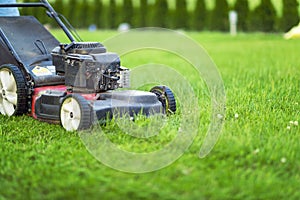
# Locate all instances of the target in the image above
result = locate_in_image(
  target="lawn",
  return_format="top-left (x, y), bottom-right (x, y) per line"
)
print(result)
top-left (0, 31), bottom-right (300, 200)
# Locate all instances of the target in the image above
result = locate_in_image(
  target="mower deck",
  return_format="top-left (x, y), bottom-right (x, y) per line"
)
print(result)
top-left (92, 90), bottom-right (163, 120)
top-left (31, 85), bottom-right (163, 124)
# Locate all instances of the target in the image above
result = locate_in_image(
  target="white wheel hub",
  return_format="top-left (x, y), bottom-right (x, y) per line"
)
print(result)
top-left (60, 97), bottom-right (82, 131)
top-left (0, 69), bottom-right (18, 116)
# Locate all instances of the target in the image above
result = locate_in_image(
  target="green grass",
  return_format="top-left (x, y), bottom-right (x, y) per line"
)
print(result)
top-left (1, 31), bottom-right (300, 200)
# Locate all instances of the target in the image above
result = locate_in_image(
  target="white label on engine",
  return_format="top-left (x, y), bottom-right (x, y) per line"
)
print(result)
top-left (32, 66), bottom-right (53, 76)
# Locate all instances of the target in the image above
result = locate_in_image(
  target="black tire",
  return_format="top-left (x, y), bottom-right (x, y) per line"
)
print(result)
top-left (150, 85), bottom-right (176, 114)
top-left (60, 94), bottom-right (92, 131)
top-left (0, 64), bottom-right (28, 116)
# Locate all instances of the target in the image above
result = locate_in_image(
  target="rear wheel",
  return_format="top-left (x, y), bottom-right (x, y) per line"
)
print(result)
top-left (0, 64), bottom-right (27, 116)
top-left (150, 85), bottom-right (176, 114)
top-left (60, 94), bottom-right (92, 131)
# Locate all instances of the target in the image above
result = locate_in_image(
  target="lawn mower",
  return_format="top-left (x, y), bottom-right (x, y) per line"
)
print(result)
top-left (0, 0), bottom-right (176, 131)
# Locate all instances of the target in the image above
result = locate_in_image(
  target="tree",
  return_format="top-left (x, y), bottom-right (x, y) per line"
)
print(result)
top-left (280, 0), bottom-right (299, 32)
top-left (93, 0), bottom-right (104, 29)
top-left (193, 0), bottom-right (207, 31)
top-left (248, 5), bottom-right (261, 31)
top-left (35, 6), bottom-right (48, 25)
top-left (67, 0), bottom-right (79, 27)
top-left (108, 0), bottom-right (118, 29)
top-left (234, 0), bottom-right (250, 32)
top-left (139, 0), bottom-right (148, 27)
top-left (258, 0), bottom-right (277, 32)
top-left (175, 0), bottom-right (188, 29)
top-left (123, 0), bottom-right (134, 25)
top-left (78, 0), bottom-right (91, 28)
top-left (51, 0), bottom-right (64, 27)
top-left (53, 0), bottom-right (64, 16)
top-left (152, 0), bottom-right (169, 27)
top-left (210, 0), bottom-right (229, 31)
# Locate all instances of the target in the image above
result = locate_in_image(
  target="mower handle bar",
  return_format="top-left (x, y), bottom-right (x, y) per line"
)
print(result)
top-left (0, 0), bottom-right (76, 42)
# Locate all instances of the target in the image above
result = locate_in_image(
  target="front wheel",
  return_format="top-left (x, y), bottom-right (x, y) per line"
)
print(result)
top-left (0, 64), bottom-right (28, 116)
top-left (150, 85), bottom-right (176, 115)
top-left (60, 94), bottom-right (92, 131)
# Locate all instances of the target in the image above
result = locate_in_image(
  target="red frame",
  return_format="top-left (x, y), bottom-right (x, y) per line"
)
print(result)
top-left (31, 85), bottom-right (97, 119)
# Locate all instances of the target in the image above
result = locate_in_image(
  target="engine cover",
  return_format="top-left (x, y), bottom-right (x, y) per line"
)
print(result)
top-left (52, 42), bottom-right (130, 93)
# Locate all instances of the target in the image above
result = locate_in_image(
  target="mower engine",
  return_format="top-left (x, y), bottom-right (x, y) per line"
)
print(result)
top-left (52, 42), bottom-right (130, 93)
